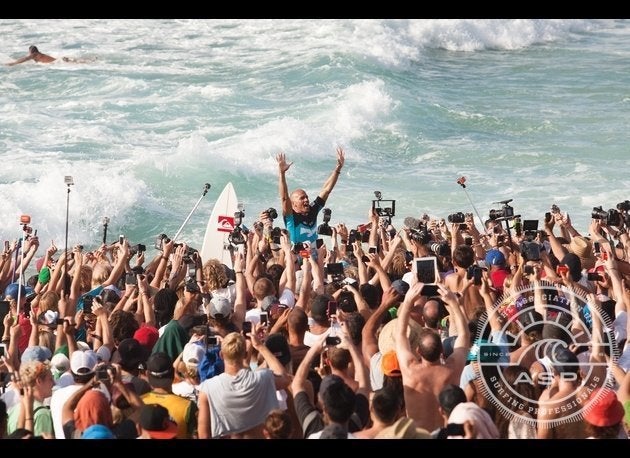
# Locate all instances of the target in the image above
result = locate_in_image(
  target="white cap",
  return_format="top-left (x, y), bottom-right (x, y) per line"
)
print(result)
top-left (209, 296), bottom-right (232, 318)
top-left (96, 345), bottom-right (112, 362)
top-left (70, 350), bottom-right (98, 375)
top-left (182, 342), bottom-right (205, 367)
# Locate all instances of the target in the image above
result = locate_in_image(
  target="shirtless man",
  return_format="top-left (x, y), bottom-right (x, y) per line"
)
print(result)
top-left (395, 282), bottom-right (470, 432)
top-left (7, 46), bottom-right (82, 66)
top-left (7, 46), bottom-right (56, 65)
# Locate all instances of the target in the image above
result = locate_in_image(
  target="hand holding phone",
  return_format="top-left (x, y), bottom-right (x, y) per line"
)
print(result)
top-left (327, 301), bottom-right (338, 318)
top-left (242, 321), bottom-right (252, 337)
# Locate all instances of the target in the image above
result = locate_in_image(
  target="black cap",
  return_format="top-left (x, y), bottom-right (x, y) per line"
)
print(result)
top-left (117, 338), bottom-right (148, 371)
top-left (147, 352), bottom-right (174, 379)
top-left (264, 333), bottom-right (291, 366)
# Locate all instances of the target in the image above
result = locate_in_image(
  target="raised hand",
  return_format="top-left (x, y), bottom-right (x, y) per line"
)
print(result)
top-left (335, 147), bottom-right (345, 170)
top-left (276, 152), bottom-right (293, 174)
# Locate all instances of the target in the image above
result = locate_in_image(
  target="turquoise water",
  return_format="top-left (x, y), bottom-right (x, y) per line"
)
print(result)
top-left (1, 19), bottom-right (629, 257)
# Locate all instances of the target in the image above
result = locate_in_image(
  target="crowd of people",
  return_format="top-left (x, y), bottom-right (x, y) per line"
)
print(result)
top-left (1, 149), bottom-right (630, 439)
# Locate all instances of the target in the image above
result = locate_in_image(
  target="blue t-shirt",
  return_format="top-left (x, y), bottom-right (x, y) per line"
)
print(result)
top-left (283, 196), bottom-right (325, 244)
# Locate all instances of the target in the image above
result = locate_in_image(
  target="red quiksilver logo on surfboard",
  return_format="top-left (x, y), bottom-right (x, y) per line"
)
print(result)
top-left (217, 216), bottom-right (235, 232)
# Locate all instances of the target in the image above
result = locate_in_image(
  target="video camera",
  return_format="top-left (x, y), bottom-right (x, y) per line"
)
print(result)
top-left (317, 208), bottom-right (333, 236)
top-left (489, 199), bottom-right (515, 221)
top-left (591, 206), bottom-right (622, 227)
top-left (372, 191), bottom-right (395, 224)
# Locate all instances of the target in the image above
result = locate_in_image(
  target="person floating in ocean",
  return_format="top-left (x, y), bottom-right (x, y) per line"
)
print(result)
top-left (6, 45), bottom-right (85, 66)
top-left (276, 147), bottom-right (345, 245)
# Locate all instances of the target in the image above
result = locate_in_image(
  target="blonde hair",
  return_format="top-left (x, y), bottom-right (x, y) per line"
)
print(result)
top-left (38, 291), bottom-right (59, 314)
top-left (19, 361), bottom-right (51, 387)
top-left (79, 265), bottom-right (93, 293)
top-left (221, 332), bottom-right (246, 363)
top-left (203, 259), bottom-right (228, 291)
top-left (37, 328), bottom-right (55, 354)
top-left (175, 360), bottom-right (199, 382)
top-left (92, 263), bottom-right (111, 287)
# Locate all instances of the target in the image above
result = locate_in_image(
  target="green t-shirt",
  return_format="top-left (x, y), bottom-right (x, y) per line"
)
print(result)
top-left (7, 400), bottom-right (54, 437)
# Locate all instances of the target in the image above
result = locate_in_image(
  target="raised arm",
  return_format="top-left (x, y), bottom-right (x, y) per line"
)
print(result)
top-left (318, 147), bottom-right (345, 203)
top-left (276, 152), bottom-right (293, 216)
top-left (6, 54), bottom-right (33, 66)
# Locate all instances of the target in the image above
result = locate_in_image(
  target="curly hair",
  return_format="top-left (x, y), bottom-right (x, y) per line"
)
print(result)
top-left (264, 409), bottom-right (292, 439)
top-left (388, 245), bottom-right (409, 280)
top-left (19, 360), bottom-right (51, 387)
top-left (109, 310), bottom-right (140, 345)
top-left (202, 259), bottom-right (228, 291)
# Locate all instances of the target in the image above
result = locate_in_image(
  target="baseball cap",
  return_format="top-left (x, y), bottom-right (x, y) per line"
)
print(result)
top-left (147, 352), bottom-right (174, 379)
top-left (485, 249), bottom-right (506, 267)
top-left (117, 338), bottom-right (148, 371)
top-left (134, 325), bottom-right (159, 353)
top-left (182, 342), bottom-right (205, 367)
top-left (50, 353), bottom-right (70, 379)
top-left (21, 345), bottom-right (52, 364)
top-left (70, 350), bottom-right (98, 375)
top-left (140, 404), bottom-right (178, 439)
top-left (381, 350), bottom-right (401, 377)
top-left (583, 389), bottom-right (625, 427)
top-left (264, 333), bottom-right (291, 366)
top-left (208, 296), bottom-right (232, 318)
top-left (81, 424), bottom-right (116, 439)
top-left (4, 283), bottom-right (27, 300)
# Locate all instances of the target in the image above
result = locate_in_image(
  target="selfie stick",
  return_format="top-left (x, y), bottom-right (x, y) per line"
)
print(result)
top-left (456, 177), bottom-right (486, 232)
top-left (173, 183), bottom-right (211, 242)
top-left (102, 216), bottom-right (110, 245)
top-left (64, 176), bottom-right (74, 294)
top-left (15, 226), bottom-right (27, 316)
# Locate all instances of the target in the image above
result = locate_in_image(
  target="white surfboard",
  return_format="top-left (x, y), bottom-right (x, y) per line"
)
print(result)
top-left (200, 182), bottom-right (239, 268)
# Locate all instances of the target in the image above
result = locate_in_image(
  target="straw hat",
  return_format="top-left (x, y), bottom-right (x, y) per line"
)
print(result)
top-left (563, 236), bottom-right (595, 270)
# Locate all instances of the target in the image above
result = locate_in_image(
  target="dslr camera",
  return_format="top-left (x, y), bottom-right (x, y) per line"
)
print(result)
top-left (617, 200), bottom-right (630, 213)
top-left (591, 206), bottom-right (622, 227)
top-left (317, 208), bottom-right (333, 236)
top-left (447, 212), bottom-right (466, 224)
top-left (489, 199), bottom-right (515, 220)
top-left (264, 207), bottom-right (278, 220)
top-left (430, 242), bottom-right (450, 257)
top-left (129, 243), bottom-right (146, 257)
top-left (228, 210), bottom-right (249, 246)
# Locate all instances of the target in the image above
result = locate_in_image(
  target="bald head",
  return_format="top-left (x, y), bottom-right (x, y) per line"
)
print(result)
top-left (422, 300), bottom-right (440, 330)
top-left (290, 188), bottom-right (310, 214)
